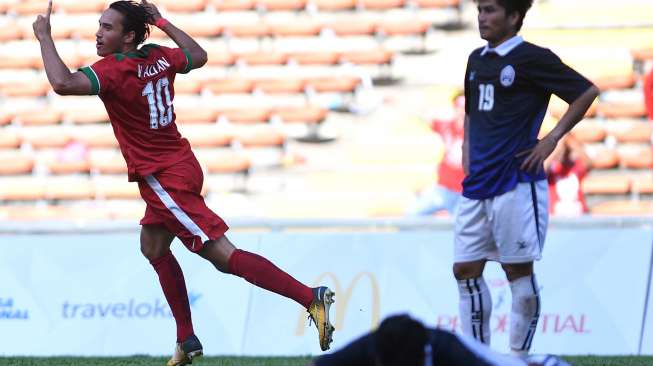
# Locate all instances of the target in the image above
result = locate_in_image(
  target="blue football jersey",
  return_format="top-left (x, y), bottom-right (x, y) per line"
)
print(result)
top-left (463, 36), bottom-right (593, 199)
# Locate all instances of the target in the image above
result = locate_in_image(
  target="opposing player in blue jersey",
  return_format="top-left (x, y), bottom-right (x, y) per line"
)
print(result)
top-left (454, 0), bottom-right (599, 357)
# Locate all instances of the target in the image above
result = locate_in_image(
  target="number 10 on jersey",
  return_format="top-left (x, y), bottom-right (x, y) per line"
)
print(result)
top-left (142, 76), bottom-right (173, 129)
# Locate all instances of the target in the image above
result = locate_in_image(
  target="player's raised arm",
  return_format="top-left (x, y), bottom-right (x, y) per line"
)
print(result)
top-left (33, 0), bottom-right (92, 95)
top-left (140, 0), bottom-right (207, 69)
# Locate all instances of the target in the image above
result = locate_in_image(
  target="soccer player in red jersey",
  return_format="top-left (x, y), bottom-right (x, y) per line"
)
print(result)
top-left (33, 1), bottom-right (335, 364)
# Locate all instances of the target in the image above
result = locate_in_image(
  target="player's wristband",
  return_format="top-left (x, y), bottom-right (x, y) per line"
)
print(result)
top-left (155, 17), bottom-right (169, 28)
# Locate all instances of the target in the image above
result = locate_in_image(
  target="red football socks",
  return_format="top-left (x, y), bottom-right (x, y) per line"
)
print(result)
top-left (228, 249), bottom-right (314, 309)
top-left (150, 251), bottom-right (194, 342)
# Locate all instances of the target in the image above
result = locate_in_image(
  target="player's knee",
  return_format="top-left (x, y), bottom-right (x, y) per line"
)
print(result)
top-left (501, 262), bottom-right (533, 282)
top-left (453, 262), bottom-right (484, 280)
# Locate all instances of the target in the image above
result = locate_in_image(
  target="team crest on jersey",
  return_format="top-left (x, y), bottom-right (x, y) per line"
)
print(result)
top-left (500, 65), bottom-right (515, 87)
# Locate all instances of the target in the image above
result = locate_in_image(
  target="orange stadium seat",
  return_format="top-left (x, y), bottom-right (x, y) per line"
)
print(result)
top-left (71, 127), bottom-right (118, 148)
top-left (305, 76), bottom-right (359, 93)
top-left (64, 108), bottom-right (109, 124)
top-left (14, 109), bottom-right (62, 126)
top-left (590, 200), bottom-right (653, 216)
top-left (273, 105), bottom-right (327, 124)
top-left (592, 72), bottom-right (637, 92)
top-left (215, 108), bottom-right (271, 124)
top-left (33, 54), bottom-right (84, 70)
top-left (376, 20), bottom-right (431, 37)
top-left (0, 23), bottom-right (23, 42)
top-left (258, 0), bottom-right (307, 11)
top-left (223, 23), bottom-right (270, 38)
top-left (45, 178), bottom-right (94, 200)
top-left (0, 178), bottom-right (46, 201)
top-left (211, 0), bottom-right (256, 11)
top-left (632, 174), bottom-right (653, 195)
top-left (0, 130), bottom-right (21, 149)
top-left (200, 150), bottom-right (251, 174)
top-left (174, 78), bottom-right (202, 95)
top-left (179, 125), bottom-right (233, 148)
top-left (414, 0), bottom-right (460, 8)
top-left (582, 174), bottom-right (630, 195)
top-left (270, 22), bottom-right (322, 37)
top-left (619, 146), bottom-right (653, 170)
top-left (313, 0), bottom-right (356, 11)
top-left (360, 0), bottom-right (406, 10)
top-left (11, 1), bottom-right (51, 16)
top-left (327, 20), bottom-right (376, 36)
top-left (608, 122), bottom-right (652, 144)
top-left (0, 56), bottom-right (37, 69)
top-left (206, 51), bottom-right (237, 66)
top-left (174, 108), bottom-right (218, 124)
top-left (21, 129), bottom-right (70, 149)
top-left (236, 126), bottom-right (286, 148)
top-left (0, 112), bottom-right (13, 126)
top-left (631, 48), bottom-right (653, 63)
top-left (339, 49), bottom-right (393, 65)
top-left (289, 51), bottom-right (339, 65)
top-left (174, 21), bottom-right (221, 38)
top-left (236, 51), bottom-right (288, 66)
top-left (57, 0), bottom-right (106, 13)
top-left (254, 78), bottom-right (306, 94)
top-left (0, 153), bottom-right (34, 175)
top-left (157, 0), bottom-right (208, 12)
top-left (204, 78), bottom-right (254, 94)
top-left (95, 178), bottom-right (141, 200)
top-left (0, 80), bottom-right (51, 97)
top-left (43, 154), bottom-right (91, 175)
top-left (550, 99), bottom-right (597, 119)
top-left (90, 154), bottom-right (128, 175)
top-left (589, 147), bottom-right (620, 169)
top-left (597, 101), bottom-right (646, 119)
top-left (570, 120), bottom-right (606, 143)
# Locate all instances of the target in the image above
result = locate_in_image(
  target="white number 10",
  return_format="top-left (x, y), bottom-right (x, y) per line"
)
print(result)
top-left (478, 83), bottom-right (494, 111)
top-left (142, 76), bottom-right (173, 129)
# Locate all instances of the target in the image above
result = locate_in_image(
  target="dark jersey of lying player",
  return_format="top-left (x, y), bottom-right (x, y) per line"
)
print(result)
top-left (463, 36), bottom-right (593, 200)
top-left (314, 328), bottom-right (528, 366)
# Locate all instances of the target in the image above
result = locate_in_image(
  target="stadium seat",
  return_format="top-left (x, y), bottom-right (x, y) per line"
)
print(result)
top-left (312, 0), bottom-right (356, 11)
top-left (70, 126), bottom-right (118, 148)
top-left (582, 174), bottom-right (630, 195)
top-left (360, 0), bottom-right (406, 10)
top-left (289, 51), bottom-right (339, 65)
top-left (211, 0), bottom-right (256, 11)
top-left (45, 178), bottom-right (94, 200)
top-left (0, 56), bottom-right (37, 69)
top-left (376, 20), bottom-right (431, 37)
top-left (570, 120), bottom-right (606, 143)
top-left (64, 108), bottom-right (109, 124)
top-left (590, 200), bottom-right (653, 216)
top-left (597, 102), bottom-right (647, 119)
top-left (588, 147), bottom-right (619, 169)
top-left (94, 177), bottom-right (141, 200)
top-left (222, 23), bottom-right (270, 38)
top-left (215, 108), bottom-right (271, 124)
top-left (607, 121), bottom-right (652, 144)
top-left (631, 48), bottom-right (653, 63)
top-left (0, 80), bottom-right (51, 97)
top-left (254, 78), bottom-right (306, 94)
top-left (179, 125), bottom-right (233, 148)
top-left (270, 21), bottom-right (322, 37)
top-left (0, 177), bottom-right (46, 201)
top-left (305, 76), bottom-right (359, 93)
top-left (592, 72), bottom-right (637, 92)
top-left (0, 130), bottom-right (20, 149)
top-left (13, 109), bottom-right (61, 126)
top-left (414, 0), bottom-right (460, 8)
top-left (258, 0), bottom-right (308, 11)
top-left (273, 105), bottom-right (327, 124)
top-left (339, 49), bottom-right (394, 65)
top-left (42, 154), bottom-right (91, 175)
top-left (199, 150), bottom-right (251, 174)
top-left (57, 0), bottom-right (106, 13)
top-left (0, 153), bottom-right (34, 175)
top-left (326, 20), bottom-right (376, 36)
top-left (631, 174), bottom-right (653, 195)
top-left (236, 127), bottom-right (286, 148)
top-left (173, 20), bottom-right (221, 38)
top-left (89, 153), bottom-right (128, 175)
top-left (157, 0), bottom-right (208, 12)
top-left (206, 50), bottom-right (237, 66)
top-left (11, 1), bottom-right (51, 15)
top-left (204, 78), bottom-right (254, 94)
top-left (20, 128), bottom-right (70, 149)
top-left (619, 146), bottom-right (652, 170)
top-left (175, 108), bottom-right (218, 124)
top-left (0, 24), bottom-right (23, 42)
top-left (174, 78), bottom-right (203, 95)
top-left (236, 51), bottom-right (288, 66)
top-left (0, 112), bottom-right (13, 126)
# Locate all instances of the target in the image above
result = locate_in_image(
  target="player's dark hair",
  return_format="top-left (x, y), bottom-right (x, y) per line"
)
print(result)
top-left (374, 314), bottom-right (428, 366)
top-left (109, 1), bottom-right (150, 45)
top-left (476, 0), bottom-right (534, 32)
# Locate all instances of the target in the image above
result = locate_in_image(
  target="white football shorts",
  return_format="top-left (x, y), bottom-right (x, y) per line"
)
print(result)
top-left (454, 180), bottom-right (548, 264)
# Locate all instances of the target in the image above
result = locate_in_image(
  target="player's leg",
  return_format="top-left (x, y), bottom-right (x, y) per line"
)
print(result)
top-left (453, 196), bottom-right (495, 345)
top-left (492, 181), bottom-right (548, 357)
top-left (140, 224), bottom-right (201, 366)
top-left (197, 235), bottom-right (335, 351)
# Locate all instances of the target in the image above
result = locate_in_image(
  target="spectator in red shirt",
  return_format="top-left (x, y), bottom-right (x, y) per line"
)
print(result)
top-left (408, 93), bottom-right (465, 216)
top-left (545, 134), bottom-right (592, 216)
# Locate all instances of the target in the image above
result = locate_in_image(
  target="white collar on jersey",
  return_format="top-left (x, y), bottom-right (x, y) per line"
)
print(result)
top-left (480, 35), bottom-right (524, 57)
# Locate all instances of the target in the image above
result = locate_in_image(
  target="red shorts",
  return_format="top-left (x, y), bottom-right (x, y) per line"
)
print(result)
top-left (137, 155), bottom-right (229, 252)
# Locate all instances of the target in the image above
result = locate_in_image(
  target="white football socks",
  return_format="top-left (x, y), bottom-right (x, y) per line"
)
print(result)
top-left (509, 274), bottom-right (541, 356)
top-left (457, 277), bottom-right (492, 344)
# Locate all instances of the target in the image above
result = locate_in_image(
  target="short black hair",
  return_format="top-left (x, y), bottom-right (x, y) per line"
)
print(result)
top-left (373, 314), bottom-right (428, 366)
top-left (477, 0), bottom-right (534, 32)
top-left (109, 1), bottom-right (150, 45)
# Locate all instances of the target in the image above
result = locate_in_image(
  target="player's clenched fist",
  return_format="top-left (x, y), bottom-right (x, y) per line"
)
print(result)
top-left (140, 0), bottom-right (162, 24)
top-left (33, 0), bottom-right (53, 41)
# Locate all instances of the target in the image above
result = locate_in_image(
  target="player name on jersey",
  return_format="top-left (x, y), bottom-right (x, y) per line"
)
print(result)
top-left (138, 57), bottom-right (172, 79)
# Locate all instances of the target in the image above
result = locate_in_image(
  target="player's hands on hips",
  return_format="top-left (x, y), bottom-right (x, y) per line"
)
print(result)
top-left (32, 0), bottom-right (52, 41)
top-left (518, 135), bottom-right (559, 174)
top-left (141, 0), bottom-right (162, 24)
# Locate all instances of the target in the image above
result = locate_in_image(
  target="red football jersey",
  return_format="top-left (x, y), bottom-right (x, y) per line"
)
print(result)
top-left (80, 44), bottom-right (194, 181)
